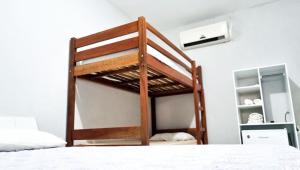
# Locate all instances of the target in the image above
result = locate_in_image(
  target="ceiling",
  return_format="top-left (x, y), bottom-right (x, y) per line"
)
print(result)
top-left (108, 0), bottom-right (276, 30)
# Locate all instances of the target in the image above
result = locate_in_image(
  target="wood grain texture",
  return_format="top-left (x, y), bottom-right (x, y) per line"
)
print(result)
top-left (197, 66), bottom-right (208, 144)
top-left (147, 38), bottom-right (192, 73)
top-left (146, 23), bottom-right (192, 64)
top-left (192, 61), bottom-right (201, 144)
top-left (75, 37), bottom-right (138, 62)
top-left (76, 21), bottom-right (138, 48)
top-left (80, 77), bottom-right (140, 94)
top-left (74, 53), bottom-right (139, 76)
top-left (119, 75), bottom-right (166, 85)
top-left (138, 16), bottom-right (150, 145)
top-left (66, 38), bottom-right (77, 146)
top-left (73, 127), bottom-right (140, 140)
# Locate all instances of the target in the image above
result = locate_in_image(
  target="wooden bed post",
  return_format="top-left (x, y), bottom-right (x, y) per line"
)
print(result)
top-left (197, 66), bottom-right (208, 144)
top-left (192, 61), bottom-right (201, 144)
top-left (138, 16), bottom-right (150, 145)
top-left (151, 97), bottom-right (157, 135)
top-left (66, 37), bottom-right (77, 146)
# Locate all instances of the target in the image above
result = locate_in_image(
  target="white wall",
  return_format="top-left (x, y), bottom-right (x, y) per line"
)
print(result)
top-left (0, 0), bottom-right (131, 139)
top-left (157, 0), bottom-right (300, 144)
top-left (1, 0), bottom-right (299, 144)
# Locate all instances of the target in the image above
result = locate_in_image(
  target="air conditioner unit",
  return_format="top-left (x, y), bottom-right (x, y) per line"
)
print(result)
top-left (179, 21), bottom-right (231, 50)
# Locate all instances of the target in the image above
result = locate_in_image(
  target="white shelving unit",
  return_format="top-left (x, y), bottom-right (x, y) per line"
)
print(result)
top-left (233, 64), bottom-right (299, 148)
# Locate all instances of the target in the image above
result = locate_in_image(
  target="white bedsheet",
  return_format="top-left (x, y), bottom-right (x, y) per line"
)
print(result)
top-left (1, 145), bottom-right (300, 170)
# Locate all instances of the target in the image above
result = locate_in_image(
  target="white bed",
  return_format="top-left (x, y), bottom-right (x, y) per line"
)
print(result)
top-left (1, 145), bottom-right (300, 170)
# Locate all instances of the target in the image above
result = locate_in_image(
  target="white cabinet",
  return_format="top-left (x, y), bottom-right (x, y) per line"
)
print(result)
top-left (233, 64), bottom-right (299, 148)
top-left (242, 129), bottom-right (289, 145)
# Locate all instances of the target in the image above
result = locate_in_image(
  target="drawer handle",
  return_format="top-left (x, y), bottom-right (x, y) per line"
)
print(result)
top-left (258, 136), bottom-right (269, 139)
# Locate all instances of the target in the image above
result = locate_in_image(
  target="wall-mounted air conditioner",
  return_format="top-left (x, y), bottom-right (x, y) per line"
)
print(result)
top-left (179, 21), bottom-right (231, 50)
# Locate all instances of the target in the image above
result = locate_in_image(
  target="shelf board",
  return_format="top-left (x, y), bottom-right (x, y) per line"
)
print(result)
top-left (238, 104), bottom-right (262, 109)
top-left (240, 122), bottom-right (294, 126)
top-left (236, 85), bottom-right (260, 93)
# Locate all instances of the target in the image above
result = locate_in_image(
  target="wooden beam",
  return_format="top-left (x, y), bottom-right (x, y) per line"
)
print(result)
top-left (120, 75), bottom-right (166, 85)
top-left (146, 54), bottom-right (197, 89)
top-left (94, 65), bottom-right (139, 77)
top-left (74, 53), bottom-right (139, 76)
top-left (151, 97), bottom-right (157, 135)
top-left (192, 61), bottom-right (201, 144)
top-left (75, 37), bottom-right (138, 62)
top-left (149, 82), bottom-right (179, 89)
top-left (197, 66), bottom-right (208, 144)
top-left (146, 23), bottom-right (192, 64)
top-left (152, 88), bottom-right (193, 97)
top-left (73, 127), bottom-right (140, 140)
top-left (76, 21), bottom-right (138, 48)
top-left (138, 16), bottom-right (150, 145)
top-left (147, 39), bottom-right (192, 73)
top-left (80, 77), bottom-right (140, 94)
top-left (66, 38), bottom-right (76, 146)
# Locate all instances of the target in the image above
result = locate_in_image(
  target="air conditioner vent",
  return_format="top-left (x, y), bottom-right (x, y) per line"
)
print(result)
top-left (183, 36), bottom-right (226, 48)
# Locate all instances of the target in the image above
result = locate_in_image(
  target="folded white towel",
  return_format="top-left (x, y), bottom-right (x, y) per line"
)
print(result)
top-left (244, 99), bottom-right (253, 105)
top-left (247, 113), bottom-right (263, 124)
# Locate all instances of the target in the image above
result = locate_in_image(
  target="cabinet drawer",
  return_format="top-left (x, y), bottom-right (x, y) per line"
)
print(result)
top-left (242, 129), bottom-right (289, 145)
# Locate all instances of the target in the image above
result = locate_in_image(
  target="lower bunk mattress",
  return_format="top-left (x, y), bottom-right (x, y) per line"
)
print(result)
top-left (1, 145), bottom-right (300, 170)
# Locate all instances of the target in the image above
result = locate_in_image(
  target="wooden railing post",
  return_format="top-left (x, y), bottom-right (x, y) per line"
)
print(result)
top-left (66, 37), bottom-right (77, 146)
top-left (138, 16), bottom-right (149, 145)
top-left (192, 61), bottom-right (201, 144)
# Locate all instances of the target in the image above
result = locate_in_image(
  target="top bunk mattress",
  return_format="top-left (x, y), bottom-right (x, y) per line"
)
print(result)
top-left (77, 45), bottom-right (192, 79)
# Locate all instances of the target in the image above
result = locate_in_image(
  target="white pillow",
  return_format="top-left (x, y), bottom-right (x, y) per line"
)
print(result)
top-left (150, 132), bottom-right (195, 141)
top-left (0, 129), bottom-right (66, 152)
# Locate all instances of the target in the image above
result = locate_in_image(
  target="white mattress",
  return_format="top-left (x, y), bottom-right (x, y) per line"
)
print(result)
top-left (1, 145), bottom-right (300, 170)
top-left (78, 45), bottom-right (192, 79)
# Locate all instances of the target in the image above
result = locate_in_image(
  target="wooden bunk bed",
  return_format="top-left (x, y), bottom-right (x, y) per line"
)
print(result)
top-left (66, 16), bottom-right (208, 146)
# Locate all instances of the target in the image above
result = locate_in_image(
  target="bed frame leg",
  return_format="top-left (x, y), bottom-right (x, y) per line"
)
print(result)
top-left (138, 16), bottom-right (149, 145)
top-left (66, 37), bottom-right (77, 147)
top-left (197, 66), bottom-right (208, 144)
top-left (192, 61), bottom-right (202, 144)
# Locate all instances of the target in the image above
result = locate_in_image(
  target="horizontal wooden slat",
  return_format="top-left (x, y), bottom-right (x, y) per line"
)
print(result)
top-left (149, 82), bottom-right (179, 89)
top-left (95, 65), bottom-right (139, 77)
top-left (147, 39), bottom-right (192, 73)
top-left (74, 53), bottom-right (139, 76)
top-left (73, 126), bottom-right (141, 140)
top-left (76, 21), bottom-right (138, 48)
top-left (146, 54), bottom-right (197, 89)
top-left (75, 37), bottom-right (138, 62)
top-left (80, 77), bottom-right (140, 94)
top-left (119, 75), bottom-right (166, 85)
top-left (146, 23), bottom-right (192, 64)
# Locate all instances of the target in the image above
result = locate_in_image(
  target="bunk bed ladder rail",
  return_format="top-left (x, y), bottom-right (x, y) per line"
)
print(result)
top-left (196, 66), bottom-right (208, 144)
